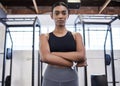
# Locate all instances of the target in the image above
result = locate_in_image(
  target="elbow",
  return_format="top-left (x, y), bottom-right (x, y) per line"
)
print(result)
top-left (40, 57), bottom-right (46, 62)
top-left (77, 53), bottom-right (86, 62)
top-left (40, 50), bottom-right (50, 62)
top-left (81, 54), bottom-right (86, 61)
top-left (40, 54), bottom-right (49, 62)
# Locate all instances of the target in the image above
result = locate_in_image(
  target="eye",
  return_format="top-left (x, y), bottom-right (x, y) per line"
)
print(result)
top-left (55, 11), bottom-right (60, 16)
top-left (62, 11), bottom-right (67, 15)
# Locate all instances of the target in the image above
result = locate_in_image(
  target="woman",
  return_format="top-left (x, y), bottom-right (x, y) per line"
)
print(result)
top-left (39, 1), bottom-right (87, 86)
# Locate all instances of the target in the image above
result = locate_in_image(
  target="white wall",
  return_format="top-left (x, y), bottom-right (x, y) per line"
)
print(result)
top-left (78, 50), bottom-right (106, 86)
top-left (107, 50), bottom-right (120, 86)
top-left (9, 50), bottom-right (120, 86)
top-left (11, 50), bottom-right (38, 86)
top-left (85, 50), bottom-right (120, 86)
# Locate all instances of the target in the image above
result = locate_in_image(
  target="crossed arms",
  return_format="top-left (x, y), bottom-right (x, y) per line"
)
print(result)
top-left (39, 32), bottom-right (87, 67)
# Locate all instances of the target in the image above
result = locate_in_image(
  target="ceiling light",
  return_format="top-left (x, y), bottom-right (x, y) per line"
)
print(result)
top-left (68, 0), bottom-right (81, 3)
top-left (67, 0), bottom-right (81, 9)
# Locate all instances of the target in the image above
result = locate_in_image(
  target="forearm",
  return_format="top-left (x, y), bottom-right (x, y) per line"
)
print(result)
top-left (52, 51), bottom-right (85, 62)
top-left (76, 59), bottom-right (87, 67)
top-left (40, 53), bottom-right (73, 67)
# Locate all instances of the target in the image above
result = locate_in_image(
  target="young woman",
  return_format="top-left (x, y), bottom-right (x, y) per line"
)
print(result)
top-left (39, 1), bottom-right (87, 86)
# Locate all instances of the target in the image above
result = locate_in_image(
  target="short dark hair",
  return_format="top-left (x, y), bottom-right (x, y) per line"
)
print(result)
top-left (51, 1), bottom-right (69, 13)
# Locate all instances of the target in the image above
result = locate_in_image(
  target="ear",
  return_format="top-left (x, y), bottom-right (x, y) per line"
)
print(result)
top-left (50, 12), bottom-right (53, 19)
top-left (67, 14), bottom-right (69, 19)
top-left (66, 14), bottom-right (69, 19)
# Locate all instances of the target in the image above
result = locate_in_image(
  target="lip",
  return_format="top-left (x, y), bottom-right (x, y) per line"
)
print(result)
top-left (57, 20), bottom-right (64, 22)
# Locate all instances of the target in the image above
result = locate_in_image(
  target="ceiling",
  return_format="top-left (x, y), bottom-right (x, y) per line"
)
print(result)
top-left (1, 0), bottom-right (120, 14)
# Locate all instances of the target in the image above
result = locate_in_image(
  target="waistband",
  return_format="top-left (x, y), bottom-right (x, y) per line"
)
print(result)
top-left (43, 65), bottom-right (78, 82)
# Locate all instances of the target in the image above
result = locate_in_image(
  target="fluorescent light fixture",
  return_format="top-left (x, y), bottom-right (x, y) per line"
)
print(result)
top-left (68, 0), bottom-right (81, 3)
top-left (67, 0), bottom-right (81, 9)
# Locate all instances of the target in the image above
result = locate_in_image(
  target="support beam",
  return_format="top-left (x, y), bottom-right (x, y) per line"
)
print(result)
top-left (32, 0), bottom-right (39, 14)
top-left (99, 0), bottom-right (111, 14)
top-left (0, 3), bottom-right (7, 13)
top-left (6, 6), bottom-right (120, 15)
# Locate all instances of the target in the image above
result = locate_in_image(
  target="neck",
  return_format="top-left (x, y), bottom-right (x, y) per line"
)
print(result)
top-left (54, 26), bottom-right (67, 34)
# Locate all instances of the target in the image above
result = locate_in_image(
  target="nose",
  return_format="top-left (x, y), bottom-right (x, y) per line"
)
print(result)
top-left (58, 13), bottom-right (64, 19)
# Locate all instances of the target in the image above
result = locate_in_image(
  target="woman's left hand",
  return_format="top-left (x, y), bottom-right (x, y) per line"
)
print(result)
top-left (76, 60), bottom-right (87, 67)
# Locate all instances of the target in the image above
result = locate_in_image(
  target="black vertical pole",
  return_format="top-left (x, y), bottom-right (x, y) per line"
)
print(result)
top-left (38, 22), bottom-right (41, 86)
top-left (109, 24), bottom-right (116, 86)
top-left (38, 52), bottom-right (40, 86)
top-left (8, 28), bottom-right (13, 86)
top-left (74, 23), bottom-right (78, 71)
top-left (32, 18), bottom-right (36, 86)
top-left (40, 60), bottom-right (43, 86)
top-left (104, 27), bottom-right (109, 78)
top-left (2, 25), bottom-right (7, 86)
top-left (74, 23), bottom-right (77, 32)
top-left (82, 22), bottom-right (88, 86)
top-left (33, 17), bottom-right (41, 86)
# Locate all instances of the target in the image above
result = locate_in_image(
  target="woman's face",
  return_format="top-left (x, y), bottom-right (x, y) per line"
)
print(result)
top-left (51, 5), bottom-right (69, 27)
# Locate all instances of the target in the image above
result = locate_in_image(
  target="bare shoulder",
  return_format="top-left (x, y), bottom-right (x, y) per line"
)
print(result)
top-left (40, 33), bottom-right (49, 40)
top-left (71, 32), bottom-right (82, 40)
